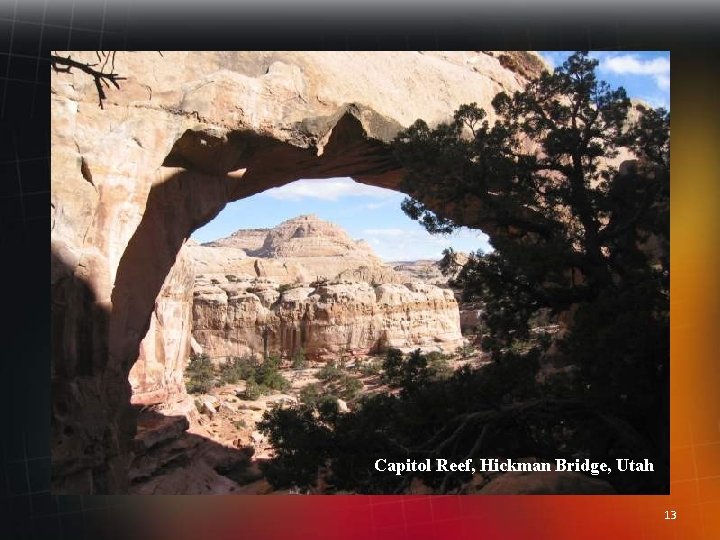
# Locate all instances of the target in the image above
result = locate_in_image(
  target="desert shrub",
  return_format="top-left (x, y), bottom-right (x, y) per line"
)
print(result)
top-left (299, 383), bottom-right (338, 409)
top-left (317, 361), bottom-right (343, 382)
top-left (218, 354), bottom-right (290, 395)
top-left (255, 355), bottom-right (290, 393)
top-left (225, 274), bottom-right (238, 282)
top-left (455, 343), bottom-right (474, 358)
top-left (331, 375), bottom-right (362, 401)
top-left (185, 353), bottom-right (215, 394)
top-left (425, 351), bottom-right (453, 380)
top-left (291, 348), bottom-right (307, 370)
top-left (359, 358), bottom-right (382, 376)
top-left (278, 283), bottom-right (293, 294)
top-left (218, 356), bottom-right (257, 384)
top-left (381, 348), bottom-right (404, 386)
top-left (243, 377), bottom-right (263, 400)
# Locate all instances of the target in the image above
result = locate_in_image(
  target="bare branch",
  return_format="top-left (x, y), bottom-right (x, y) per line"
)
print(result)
top-left (50, 52), bottom-right (127, 109)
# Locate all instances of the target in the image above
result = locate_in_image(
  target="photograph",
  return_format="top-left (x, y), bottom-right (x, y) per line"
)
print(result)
top-left (49, 50), bottom-right (670, 496)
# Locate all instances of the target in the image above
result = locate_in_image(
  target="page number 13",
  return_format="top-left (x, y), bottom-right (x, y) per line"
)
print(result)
top-left (665, 510), bottom-right (677, 520)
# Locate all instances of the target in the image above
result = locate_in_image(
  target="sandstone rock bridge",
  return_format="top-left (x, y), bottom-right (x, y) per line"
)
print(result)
top-left (51, 51), bottom-right (547, 492)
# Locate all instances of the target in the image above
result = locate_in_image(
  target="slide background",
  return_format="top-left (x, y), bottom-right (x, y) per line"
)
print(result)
top-left (1, 3), bottom-right (718, 538)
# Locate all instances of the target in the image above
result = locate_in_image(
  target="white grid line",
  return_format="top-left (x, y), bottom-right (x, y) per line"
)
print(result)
top-left (29, 0), bottom-right (48, 119)
top-left (1, 0), bottom-right (19, 119)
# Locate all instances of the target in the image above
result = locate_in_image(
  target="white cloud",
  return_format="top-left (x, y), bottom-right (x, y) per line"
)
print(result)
top-left (359, 227), bottom-right (492, 261)
top-left (263, 177), bottom-right (397, 201)
top-left (601, 54), bottom-right (669, 76)
top-left (596, 53), bottom-right (670, 93)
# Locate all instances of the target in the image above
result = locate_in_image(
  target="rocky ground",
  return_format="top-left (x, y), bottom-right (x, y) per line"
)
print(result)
top-left (129, 348), bottom-right (490, 495)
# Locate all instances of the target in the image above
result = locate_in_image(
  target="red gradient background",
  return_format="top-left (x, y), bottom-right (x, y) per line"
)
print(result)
top-left (115, 52), bottom-right (719, 540)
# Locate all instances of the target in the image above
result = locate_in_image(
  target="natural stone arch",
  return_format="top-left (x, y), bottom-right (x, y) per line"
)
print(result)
top-left (51, 51), bottom-right (545, 493)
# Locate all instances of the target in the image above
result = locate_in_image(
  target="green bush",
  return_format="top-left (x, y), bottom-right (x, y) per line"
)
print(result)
top-left (334, 375), bottom-right (362, 401)
top-left (291, 348), bottom-right (307, 370)
top-left (255, 356), bottom-right (290, 392)
top-left (243, 377), bottom-right (263, 400)
top-left (425, 351), bottom-right (453, 380)
top-left (218, 356), bottom-right (257, 384)
top-left (185, 353), bottom-right (215, 394)
top-left (359, 358), bottom-right (382, 376)
top-left (299, 383), bottom-right (338, 409)
top-left (317, 361), bottom-right (342, 382)
top-left (381, 348), bottom-right (404, 386)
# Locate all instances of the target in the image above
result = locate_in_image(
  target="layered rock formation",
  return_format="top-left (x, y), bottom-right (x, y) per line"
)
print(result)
top-left (51, 51), bottom-right (545, 493)
top-left (254, 214), bottom-right (376, 258)
top-left (188, 215), bottom-right (394, 284)
top-left (202, 228), bottom-right (269, 254)
top-left (188, 215), bottom-right (463, 359)
top-left (192, 276), bottom-right (463, 359)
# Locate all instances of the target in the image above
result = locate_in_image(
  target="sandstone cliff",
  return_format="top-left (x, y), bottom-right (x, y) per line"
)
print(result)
top-left (202, 228), bottom-right (270, 254)
top-left (51, 51), bottom-right (543, 493)
top-left (188, 215), bottom-right (395, 284)
top-left (189, 215), bottom-right (463, 359)
top-left (192, 276), bottom-right (463, 359)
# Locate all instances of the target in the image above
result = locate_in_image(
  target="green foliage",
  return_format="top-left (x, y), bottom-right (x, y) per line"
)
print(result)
top-left (210, 354), bottom-right (290, 399)
top-left (258, 406), bottom-right (334, 490)
top-left (394, 51), bottom-right (669, 358)
top-left (259, 351), bottom-right (544, 493)
top-left (317, 361), bottom-right (343, 382)
top-left (299, 383), bottom-right (338, 409)
top-left (291, 348), bottom-right (307, 369)
top-left (380, 348), bottom-right (404, 386)
top-left (328, 374), bottom-right (363, 402)
top-left (455, 343), bottom-right (474, 358)
top-left (359, 358), bottom-right (382, 376)
top-left (255, 356), bottom-right (290, 392)
top-left (185, 353), bottom-right (215, 394)
top-left (218, 356), bottom-right (258, 385)
top-left (243, 377), bottom-right (263, 401)
top-left (381, 349), bottom-right (451, 389)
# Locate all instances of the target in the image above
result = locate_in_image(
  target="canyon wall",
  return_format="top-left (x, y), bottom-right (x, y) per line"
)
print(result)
top-left (189, 215), bottom-right (464, 359)
top-left (192, 276), bottom-right (463, 359)
top-left (51, 51), bottom-right (545, 492)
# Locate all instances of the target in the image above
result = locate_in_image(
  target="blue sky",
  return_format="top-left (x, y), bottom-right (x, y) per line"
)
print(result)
top-left (192, 51), bottom-right (669, 261)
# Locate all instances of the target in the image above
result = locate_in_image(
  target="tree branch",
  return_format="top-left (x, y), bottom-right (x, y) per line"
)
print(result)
top-left (50, 52), bottom-right (126, 109)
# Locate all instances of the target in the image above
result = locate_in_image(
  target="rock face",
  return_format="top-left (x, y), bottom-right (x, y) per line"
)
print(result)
top-left (192, 276), bottom-right (463, 359)
top-left (51, 51), bottom-right (544, 493)
top-left (203, 228), bottom-right (270, 254)
top-left (188, 215), bottom-right (395, 284)
top-left (255, 214), bottom-right (377, 258)
top-left (128, 246), bottom-right (195, 405)
top-left (189, 216), bottom-right (464, 359)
